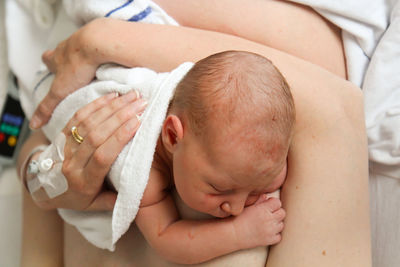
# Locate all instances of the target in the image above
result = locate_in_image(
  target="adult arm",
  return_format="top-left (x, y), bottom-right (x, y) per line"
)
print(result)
top-left (20, 185), bottom-right (63, 267)
top-left (38, 21), bottom-right (371, 266)
top-left (153, 0), bottom-right (346, 78)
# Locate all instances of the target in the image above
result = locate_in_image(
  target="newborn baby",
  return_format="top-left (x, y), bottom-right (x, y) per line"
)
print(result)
top-left (133, 50), bottom-right (294, 264)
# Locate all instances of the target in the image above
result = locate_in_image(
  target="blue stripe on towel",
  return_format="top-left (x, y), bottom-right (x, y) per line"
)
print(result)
top-left (105, 0), bottom-right (134, 17)
top-left (33, 72), bottom-right (52, 92)
top-left (128, 6), bottom-right (152, 22)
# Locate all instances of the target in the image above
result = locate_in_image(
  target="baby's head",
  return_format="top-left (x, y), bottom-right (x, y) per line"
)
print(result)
top-left (161, 51), bottom-right (295, 217)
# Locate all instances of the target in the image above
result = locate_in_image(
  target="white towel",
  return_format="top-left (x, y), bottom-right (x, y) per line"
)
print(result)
top-left (34, 62), bottom-right (193, 250)
top-left (62, 0), bottom-right (178, 26)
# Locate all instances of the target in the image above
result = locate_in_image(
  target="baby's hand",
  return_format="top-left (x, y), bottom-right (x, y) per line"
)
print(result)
top-left (233, 196), bottom-right (285, 248)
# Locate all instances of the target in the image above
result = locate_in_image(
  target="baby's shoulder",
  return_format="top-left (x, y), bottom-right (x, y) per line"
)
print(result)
top-left (140, 158), bottom-right (172, 207)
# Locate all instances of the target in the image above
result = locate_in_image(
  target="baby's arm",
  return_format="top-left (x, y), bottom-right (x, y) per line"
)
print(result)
top-left (135, 168), bottom-right (285, 264)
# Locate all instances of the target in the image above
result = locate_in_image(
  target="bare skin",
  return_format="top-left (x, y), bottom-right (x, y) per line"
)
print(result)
top-left (19, 1), bottom-right (370, 267)
top-left (153, 0), bottom-right (347, 78)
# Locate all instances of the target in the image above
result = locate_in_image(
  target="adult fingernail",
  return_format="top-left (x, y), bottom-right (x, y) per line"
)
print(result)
top-left (134, 90), bottom-right (141, 99)
top-left (30, 116), bottom-right (42, 129)
top-left (107, 92), bottom-right (119, 99)
top-left (123, 91), bottom-right (139, 101)
top-left (138, 99), bottom-right (148, 109)
top-left (126, 117), bottom-right (140, 130)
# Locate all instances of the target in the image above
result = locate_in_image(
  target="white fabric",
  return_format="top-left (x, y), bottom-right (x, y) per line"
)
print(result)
top-left (290, 0), bottom-right (389, 86)
top-left (369, 170), bottom-right (400, 266)
top-left (35, 62), bottom-right (193, 250)
top-left (14, 0), bottom-right (57, 29)
top-left (6, 0), bottom-right (78, 117)
top-left (0, 0), bottom-right (8, 111)
top-left (63, 0), bottom-right (178, 26)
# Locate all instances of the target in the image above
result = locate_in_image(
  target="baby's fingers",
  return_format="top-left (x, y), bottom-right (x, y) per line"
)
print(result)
top-left (257, 196), bottom-right (282, 212)
top-left (273, 208), bottom-right (286, 221)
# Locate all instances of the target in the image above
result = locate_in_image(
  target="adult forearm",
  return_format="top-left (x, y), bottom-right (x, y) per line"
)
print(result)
top-left (80, 18), bottom-right (283, 72)
top-left (153, 0), bottom-right (346, 78)
top-left (21, 186), bottom-right (63, 267)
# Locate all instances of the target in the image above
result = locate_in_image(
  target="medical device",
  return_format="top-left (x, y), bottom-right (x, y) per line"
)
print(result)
top-left (0, 72), bottom-right (29, 173)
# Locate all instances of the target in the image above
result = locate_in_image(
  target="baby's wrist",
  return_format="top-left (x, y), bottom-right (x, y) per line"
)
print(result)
top-left (231, 216), bottom-right (256, 249)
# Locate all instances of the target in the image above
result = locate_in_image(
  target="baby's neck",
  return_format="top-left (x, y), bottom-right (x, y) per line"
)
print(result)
top-left (153, 138), bottom-right (174, 180)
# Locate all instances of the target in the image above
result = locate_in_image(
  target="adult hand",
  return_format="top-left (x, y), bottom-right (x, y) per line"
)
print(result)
top-left (35, 91), bottom-right (147, 211)
top-left (30, 21), bottom-right (104, 129)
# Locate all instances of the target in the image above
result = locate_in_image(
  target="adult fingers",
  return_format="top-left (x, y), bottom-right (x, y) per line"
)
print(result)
top-left (63, 92), bottom-right (120, 158)
top-left (71, 90), bottom-right (141, 137)
top-left (30, 91), bottom-right (58, 129)
top-left (42, 49), bottom-right (56, 73)
top-left (32, 58), bottom-right (98, 129)
top-left (71, 95), bottom-right (146, 170)
top-left (63, 92), bottom-right (121, 136)
top-left (84, 115), bottom-right (142, 183)
top-left (30, 75), bottom-right (76, 129)
top-left (86, 191), bottom-right (118, 211)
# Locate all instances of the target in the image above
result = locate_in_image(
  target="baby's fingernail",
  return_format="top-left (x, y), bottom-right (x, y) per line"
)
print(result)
top-left (30, 116), bottom-right (42, 129)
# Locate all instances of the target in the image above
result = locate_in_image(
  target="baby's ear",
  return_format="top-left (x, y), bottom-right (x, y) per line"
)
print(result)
top-left (161, 115), bottom-right (184, 153)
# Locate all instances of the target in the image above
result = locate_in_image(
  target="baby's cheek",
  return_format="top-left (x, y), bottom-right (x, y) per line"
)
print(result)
top-left (200, 193), bottom-right (221, 209)
top-left (278, 163), bottom-right (287, 180)
top-left (266, 164), bottom-right (288, 192)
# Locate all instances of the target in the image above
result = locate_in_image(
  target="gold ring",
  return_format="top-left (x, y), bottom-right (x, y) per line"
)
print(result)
top-left (71, 126), bottom-right (84, 144)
